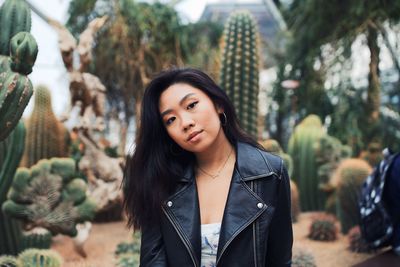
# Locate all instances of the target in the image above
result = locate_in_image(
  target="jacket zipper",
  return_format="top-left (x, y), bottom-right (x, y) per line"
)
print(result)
top-left (162, 206), bottom-right (199, 267)
top-left (251, 180), bottom-right (258, 267)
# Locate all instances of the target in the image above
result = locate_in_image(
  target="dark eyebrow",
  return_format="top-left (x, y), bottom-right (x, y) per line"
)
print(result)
top-left (160, 93), bottom-right (196, 117)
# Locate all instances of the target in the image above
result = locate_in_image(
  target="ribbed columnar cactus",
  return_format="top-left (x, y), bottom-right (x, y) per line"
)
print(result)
top-left (0, 121), bottom-right (25, 255)
top-left (331, 158), bottom-right (372, 234)
top-left (288, 115), bottom-right (326, 211)
top-left (18, 248), bottom-right (63, 267)
top-left (21, 85), bottom-right (68, 167)
top-left (2, 158), bottom-right (97, 237)
top-left (219, 11), bottom-right (260, 137)
top-left (0, 0), bottom-right (38, 141)
top-left (0, 0), bottom-right (32, 56)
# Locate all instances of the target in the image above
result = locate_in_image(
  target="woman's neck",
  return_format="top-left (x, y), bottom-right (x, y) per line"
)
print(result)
top-left (195, 130), bottom-right (235, 171)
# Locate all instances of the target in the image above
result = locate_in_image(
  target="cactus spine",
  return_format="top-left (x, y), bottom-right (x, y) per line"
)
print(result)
top-left (21, 85), bottom-right (68, 167)
top-left (331, 158), bottom-right (372, 234)
top-left (288, 115), bottom-right (326, 211)
top-left (0, 121), bottom-right (25, 255)
top-left (0, 0), bottom-right (38, 141)
top-left (219, 11), bottom-right (260, 137)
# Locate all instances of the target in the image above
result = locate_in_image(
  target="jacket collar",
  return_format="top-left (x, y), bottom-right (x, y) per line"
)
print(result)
top-left (163, 141), bottom-right (274, 266)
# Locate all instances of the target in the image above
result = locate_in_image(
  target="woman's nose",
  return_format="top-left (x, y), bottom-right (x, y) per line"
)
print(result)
top-left (181, 114), bottom-right (195, 131)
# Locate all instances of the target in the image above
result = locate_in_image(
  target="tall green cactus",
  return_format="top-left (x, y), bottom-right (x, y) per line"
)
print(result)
top-left (0, 0), bottom-right (38, 141)
top-left (331, 158), bottom-right (372, 234)
top-left (288, 115), bottom-right (326, 211)
top-left (2, 158), bottom-right (97, 238)
top-left (21, 85), bottom-right (68, 167)
top-left (0, 121), bottom-right (25, 255)
top-left (219, 11), bottom-right (260, 137)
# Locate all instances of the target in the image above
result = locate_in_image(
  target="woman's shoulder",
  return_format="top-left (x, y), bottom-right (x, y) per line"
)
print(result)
top-left (236, 142), bottom-right (284, 178)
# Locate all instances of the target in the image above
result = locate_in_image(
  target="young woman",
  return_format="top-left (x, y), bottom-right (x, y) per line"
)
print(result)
top-left (123, 68), bottom-right (293, 267)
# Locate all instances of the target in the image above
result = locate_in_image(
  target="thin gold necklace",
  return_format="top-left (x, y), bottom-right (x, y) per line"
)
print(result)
top-left (197, 147), bottom-right (233, 179)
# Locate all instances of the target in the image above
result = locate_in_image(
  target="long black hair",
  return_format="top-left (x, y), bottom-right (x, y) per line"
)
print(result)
top-left (123, 67), bottom-right (262, 230)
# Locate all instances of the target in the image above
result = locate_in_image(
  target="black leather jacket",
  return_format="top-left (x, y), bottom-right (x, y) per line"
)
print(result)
top-left (140, 142), bottom-right (293, 266)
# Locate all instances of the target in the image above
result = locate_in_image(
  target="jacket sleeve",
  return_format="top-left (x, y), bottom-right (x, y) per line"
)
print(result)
top-left (265, 159), bottom-right (293, 267)
top-left (140, 221), bottom-right (168, 267)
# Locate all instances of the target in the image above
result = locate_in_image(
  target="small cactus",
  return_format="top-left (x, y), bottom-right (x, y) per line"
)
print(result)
top-left (292, 249), bottom-right (317, 267)
top-left (115, 231), bottom-right (141, 267)
top-left (21, 85), bottom-right (68, 167)
top-left (308, 214), bottom-right (338, 241)
top-left (18, 248), bottom-right (63, 267)
top-left (348, 226), bottom-right (376, 254)
top-left (2, 158), bottom-right (97, 237)
top-left (0, 255), bottom-right (18, 267)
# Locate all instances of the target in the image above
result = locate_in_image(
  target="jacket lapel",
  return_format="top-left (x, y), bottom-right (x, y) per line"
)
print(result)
top-left (216, 167), bottom-right (268, 264)
top-left (216, 142), bottom-right (274, 264)
top-left (163, 164), bottom-right (201, 266)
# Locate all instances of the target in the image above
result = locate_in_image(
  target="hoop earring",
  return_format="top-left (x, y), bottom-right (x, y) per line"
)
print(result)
top-left (220, 112), bottom-right (227, 126)
top-left (170, 143), bottom-right (184, 156)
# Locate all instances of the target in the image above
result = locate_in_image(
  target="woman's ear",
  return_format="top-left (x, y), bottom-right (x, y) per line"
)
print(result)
top-left (216, 104), bottom-right (224, 114)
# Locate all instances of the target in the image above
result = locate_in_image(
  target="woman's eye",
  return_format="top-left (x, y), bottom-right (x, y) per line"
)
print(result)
top-left (187, 101), bottom-right (198, 110)
top-left (165, 117), bottom-right (175, 125)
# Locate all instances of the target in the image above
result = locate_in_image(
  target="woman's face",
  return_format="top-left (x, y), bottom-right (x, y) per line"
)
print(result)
top-left (159, 83), bottom-right (224, 153)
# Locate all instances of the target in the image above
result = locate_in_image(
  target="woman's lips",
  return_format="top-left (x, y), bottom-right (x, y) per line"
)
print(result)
top-left (187, 130), bottom-right (203, 142)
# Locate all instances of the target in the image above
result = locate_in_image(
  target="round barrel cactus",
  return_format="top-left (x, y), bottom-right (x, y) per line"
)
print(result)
top-left (18, 248), bottom-right (63, 267)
